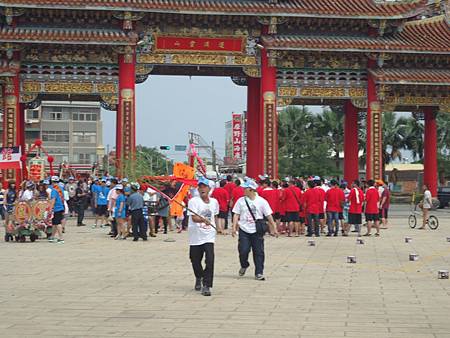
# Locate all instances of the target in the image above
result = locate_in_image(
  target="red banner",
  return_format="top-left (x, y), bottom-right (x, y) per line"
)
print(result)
top-left (232, 114), bottom-right (242, 160)
top-left (155, 36), bottom-right (245, 53)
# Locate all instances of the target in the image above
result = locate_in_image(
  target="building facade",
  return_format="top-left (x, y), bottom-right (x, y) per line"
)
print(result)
top-left (25, 101), bottom-right (105, 168)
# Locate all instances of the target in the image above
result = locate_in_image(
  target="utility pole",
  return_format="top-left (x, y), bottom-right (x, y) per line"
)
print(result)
top-left (212, 141), bottom-right (217, 173)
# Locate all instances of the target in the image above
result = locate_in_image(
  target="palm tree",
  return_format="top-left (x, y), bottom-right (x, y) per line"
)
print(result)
top-left (316, 106), bottom-right (344, 170)
top-left (404, 116), bottom-right (424, 161)
top-left (437, 112), bottom-right (450, 155)
top-left (382, 112), bottom-right (408, 165)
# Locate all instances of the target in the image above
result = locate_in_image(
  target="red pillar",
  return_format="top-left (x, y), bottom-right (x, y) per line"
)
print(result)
top-left (424, 107), bottom-right (438, 196)
top-left (344, 100), bottom-right (359, 184)
top-left (117, 51), bottom-right (136, 176)
top-left (2, 72), bottom-right (22, 183)
top-left (246, 77), bottom-right (261, 179)
top-left (260, 37), bottom-right (278, 178)
top-left (18, 103), bottom-right (26, 180)
top-left (366, 63), bottom-right (383, 181)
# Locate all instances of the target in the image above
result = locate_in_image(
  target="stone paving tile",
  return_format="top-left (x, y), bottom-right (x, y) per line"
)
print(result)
top-left (1, 210), bottom-right (450, 337)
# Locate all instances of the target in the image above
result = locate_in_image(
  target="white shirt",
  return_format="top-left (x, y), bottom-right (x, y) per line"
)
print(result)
top-left (21, 189), bottom-right (34, 202)
top-left (143, 188), bottom-right (158, 202)
top-left (423, 190), bottom-right (432, 209)
top-left (232, 196), bottom-right (273, 234)
top-left (187, 196), bottom-right (219, 246)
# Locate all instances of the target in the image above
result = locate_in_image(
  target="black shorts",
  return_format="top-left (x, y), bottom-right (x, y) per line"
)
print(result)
top-left (365, 213), bottom-right (379, 222)
top-left (379, 209), bottom-right (388, 219)
top-left (96, 205), bottom-right (108, 216)
top-left (273, 212), bottom-right (282, 220)
top-left (218, 211), bottom-right (228, 219)
top-left (339, 212), bottom-right (344, 220)
top-left (52, 211), bottom-right (64, 225)
top-left (348, 213), bottom-right (362, 225)
top-left (319, 213), bottom-right (325, 220)
top-left (285, 211), bottom-right (300, 222)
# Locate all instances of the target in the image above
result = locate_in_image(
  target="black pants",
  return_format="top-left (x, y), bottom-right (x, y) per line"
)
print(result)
top-left (307, 213), bottom-right (321, 237)
top-left (155, 216), bottom-right (168, 233)
top-left (189, 243), bottom-right (214, 287)
top-left (131, 209), bottom-right (147, 240)
top-left (68, 198), bottom-right (76, 213)
top-left (75, 202), bottom-right (84, 225)
top-left (238, 229), bottom-right (265, 276)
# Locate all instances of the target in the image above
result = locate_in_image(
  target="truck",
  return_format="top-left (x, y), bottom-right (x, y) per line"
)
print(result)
top-left (437, 186), bottom-right (450, 208)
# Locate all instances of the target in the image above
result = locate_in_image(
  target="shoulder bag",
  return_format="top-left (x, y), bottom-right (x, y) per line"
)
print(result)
top-left (244, 198), bottom-right (268, 236)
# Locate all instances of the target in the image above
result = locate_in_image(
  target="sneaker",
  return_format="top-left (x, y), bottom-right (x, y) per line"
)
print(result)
top-left (201, 286), bottom-right (211, 296)
top-left (255, 274), bottom-right (266, 281)
top-left (194, 278), bottom-right (202, 291)
top-left (57, 239), bottom-right (65, 244)
top-left (326, 233), bottom-right (332, 237)
top-left (91, 225), bottom-right (96, 229)
top-left (47, 237), bottom-right (54, 242)
top-left (239, 267), bottom-right (247, 277)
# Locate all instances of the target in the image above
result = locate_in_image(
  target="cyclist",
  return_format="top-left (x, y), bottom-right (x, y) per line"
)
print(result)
top-left (419, 184), bottom-right (432, 230)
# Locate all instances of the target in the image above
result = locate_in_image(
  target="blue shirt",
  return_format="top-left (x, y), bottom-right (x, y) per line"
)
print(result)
top-left (93, 185), bottom-right (109, 205)
top-left (50, 188), bottom-right (65, 212)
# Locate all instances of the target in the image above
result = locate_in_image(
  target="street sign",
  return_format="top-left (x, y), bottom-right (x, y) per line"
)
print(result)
top-left (174, 145), bottom-right (187, 151)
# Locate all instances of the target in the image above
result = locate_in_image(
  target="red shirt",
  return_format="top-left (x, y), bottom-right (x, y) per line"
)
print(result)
top-left (365, 187), bottom-right (380, 214)
top-left (281, 187), bottom-right (299, 212)
top-left (325, 187), bottom-right (345, 212)
top-left (260, 188), bottom-right (280, 213)
top-left (224, 182), bottom-right (236, 199)
top-left (380, 189), bottom-right (390, 209)
top-left (315, 187), bottom-right (326, 213)
top-left (211, 187), bottom-right (230, 212)
top-left (298, 192), bottom-right (306, 217)
top-left (348, 187), bottom-right (364, 214)
top-left (231, 186), bottom-right (244, 208)
top-left (256, 186), bottom-right (264, 196)
top-left (303, 188), bottom-right (322, 214)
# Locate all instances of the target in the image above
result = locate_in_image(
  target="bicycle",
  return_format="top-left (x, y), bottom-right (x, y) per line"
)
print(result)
top-left (408, 202), bottom-right (439, 230)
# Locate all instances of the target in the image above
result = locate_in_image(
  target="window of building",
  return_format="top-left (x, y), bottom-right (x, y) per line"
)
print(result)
top-left (42, 131), bottom-right (69, 142)
top-left (49, 112), bottom-right (63, 120)
top-left (26, 109), bottom-right (39, 120)
top-left (73, 132), bottom-right (96, 143)
top-left (73, 112), bottom-right (97, 121)
top-left (75, 153), bottom-right (95, 164)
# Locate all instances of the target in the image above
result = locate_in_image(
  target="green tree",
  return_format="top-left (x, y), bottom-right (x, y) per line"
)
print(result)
top-left (382, 112), bottom-right (408, 165)
top-left (316, 105), bottom-right (344, 170)
top-left (404, 116), bottom-right (424, 161)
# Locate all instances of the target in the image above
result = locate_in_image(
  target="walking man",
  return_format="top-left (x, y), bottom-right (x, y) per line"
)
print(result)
top-left (49, 176), bottom-right (65, 244)
top-left (127, 182), bottom-right (147, 241)
top-left (364, 180), bottom-right (381, 236)
top-left (232, 179), bottom-right (277, 281)
top-left (419, 184), bottom-right (433, 229)
top-left (188, 176), bottom-right (220, 296)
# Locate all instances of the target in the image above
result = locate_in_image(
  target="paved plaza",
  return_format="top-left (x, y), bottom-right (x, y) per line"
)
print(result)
top-left (1, 206), bottom-right (450, 338)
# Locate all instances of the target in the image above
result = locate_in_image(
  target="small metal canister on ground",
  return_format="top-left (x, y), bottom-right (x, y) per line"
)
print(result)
top-left (347, 256), bottom-right (356, 263)
top-left (446, 237), bottom-right (450, 243)
top-left (308, 239), bottom-right (315, 246)
top-left (409, 253), bottom-right (419, 261)
top-left (356, 238), bottom-right (364, 245)
top-left (438, 270), bottom-right (449, 279)
top-left (405, 237), bottom-right (412, 243)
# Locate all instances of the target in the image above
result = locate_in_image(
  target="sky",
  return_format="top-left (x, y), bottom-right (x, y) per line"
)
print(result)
top-left (102, 76), bottom-right (247, 162)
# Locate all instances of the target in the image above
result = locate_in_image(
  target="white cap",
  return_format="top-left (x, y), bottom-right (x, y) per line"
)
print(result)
top-left (51, 176), bottom-right (59, 182)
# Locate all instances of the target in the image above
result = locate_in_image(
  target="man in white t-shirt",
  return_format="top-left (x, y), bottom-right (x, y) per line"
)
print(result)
top-left (187, 176), bottom-right (220, 296)
top-left (232, 178), bottom-right (277, 281)
top-left (420, 184), bottom-right (433, 229)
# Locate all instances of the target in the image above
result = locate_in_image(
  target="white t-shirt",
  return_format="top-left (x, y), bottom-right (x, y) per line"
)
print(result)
top-left (187, 196), bottom-right (219, 246)
top-left (21, 189), bottom-right (34, 202)
top-left (423, 190), bottom-right (432, 209)
top-left (232, 196), bottom-right (273, 234)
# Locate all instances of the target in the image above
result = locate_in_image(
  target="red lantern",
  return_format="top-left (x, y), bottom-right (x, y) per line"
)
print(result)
top-left (34, 139), bottom-right (43, 147)
top-left (47, 156), bottom-right (54, 163)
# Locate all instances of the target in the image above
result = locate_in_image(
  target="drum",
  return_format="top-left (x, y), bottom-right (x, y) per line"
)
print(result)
top-left (33, 200), bottom-right (51, 221)
top-left (14, 202), bottom-right (32, 224)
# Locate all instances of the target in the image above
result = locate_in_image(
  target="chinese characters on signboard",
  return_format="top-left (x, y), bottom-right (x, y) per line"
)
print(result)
top-left (155, 36), bottom-right (245, 53)
top-left (0, 146), bottom-right (22, 170)
top-left (232, 114), bottom-right (242, 160)
top-left (29, 158), bottom-right (45, 181)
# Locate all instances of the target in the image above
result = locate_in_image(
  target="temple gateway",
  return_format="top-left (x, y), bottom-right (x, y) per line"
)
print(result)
top-left (0, 0), bottom-right (448, 195)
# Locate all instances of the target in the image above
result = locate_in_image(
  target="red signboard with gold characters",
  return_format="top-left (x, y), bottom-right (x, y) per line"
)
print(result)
top-left (155, 35), bottom-right (245, 53)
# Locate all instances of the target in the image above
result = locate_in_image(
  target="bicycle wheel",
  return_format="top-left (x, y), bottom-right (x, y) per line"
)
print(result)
top-left (428, 215), bottom-right (439, 230)
top-left (408, 215), bottom-right (417, 228)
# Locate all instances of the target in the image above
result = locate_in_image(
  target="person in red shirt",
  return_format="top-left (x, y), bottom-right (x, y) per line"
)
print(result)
top-left (230, 179), bottom-right (244, 210)
top-left (314, 178), bottom-right (326, 234)
top-left (260, 179), bottom-right (281, 226)
top-left (379, 182), bottom-right (390, 229)
top-left (325, 179), bottom-right (345, 236)
top-left (289, 180), bottom-right (303, 236)
top-left (223, 175), bottom-right (236, 200)
top-left (211, 179), bottom-right (230, 234)
top-left (364, 179), bottom-right (380, 236)
top-left (346, 180), bottom-right (364, 236)
top-left (280, 181), bottom-right (300, 236)
top-left (303, 180), bottom-right (321, 237)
